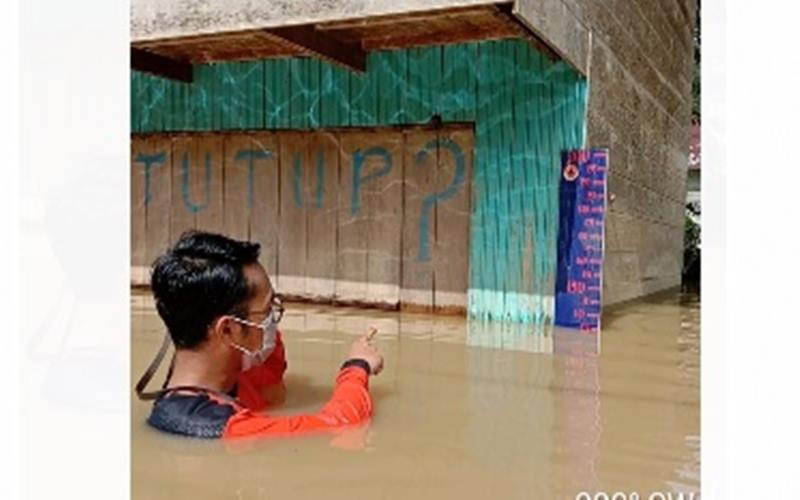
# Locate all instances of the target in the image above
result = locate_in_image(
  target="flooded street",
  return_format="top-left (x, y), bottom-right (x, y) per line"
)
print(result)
top-left (132, 291), bottom-right (699, 500)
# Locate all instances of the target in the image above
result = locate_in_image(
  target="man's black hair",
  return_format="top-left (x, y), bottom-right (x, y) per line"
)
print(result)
top-left (151, 231), bottom-right (261, 349)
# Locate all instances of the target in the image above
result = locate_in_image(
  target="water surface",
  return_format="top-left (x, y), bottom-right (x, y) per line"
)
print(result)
top-left (132, 292), bottom-right (699, 499)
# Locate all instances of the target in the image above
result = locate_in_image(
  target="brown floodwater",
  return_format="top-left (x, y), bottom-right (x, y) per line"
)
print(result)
top-left (131, 291), bottom-right (699, 500)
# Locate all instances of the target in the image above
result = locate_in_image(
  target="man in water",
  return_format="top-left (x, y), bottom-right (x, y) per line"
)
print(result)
top-left (136, 231), bottom-right (384, 439)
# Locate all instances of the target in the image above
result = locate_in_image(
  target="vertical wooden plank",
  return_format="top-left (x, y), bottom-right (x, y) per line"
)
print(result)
top-left (163, 78), bottom-right (175, 131)
top-left (464, 42), bottom-right (479, 123)
top-left (263, 59), bottom-right (274, 129)
top-left (526, 45), bottom-right (545, 304)
top-left (442, 44), bottom-right (476, 122)
top-left (269, 59), bottom-right (288, 129)
top-left (333, 63), bottom-right (351, 126)
top-left (350, 52), bottom-right (378, 127)
top-left (184, 69), bottom-right (195, 131)
top-left (502, 41), bottom-right (523, 320)
top-left (210, 64), bottom-right (223, 130)
top-left (319, 62), bottom-right (335, 128)
top-left (235, 62), bottom-right (250, 129)
top-left (307, 58), bottom-right (321, 129)
top-left (186, 70), bottom-right (197, 131)
top-left (349, 71), bottom-right (368, 127)
top-left (335, 130), bottom-right (369, 303)
top-left (173, 77), bottom-right (191, 132)
top-left (168, 79), bottom-right (179, 131)
top-left (130, 72), bottom-right (140, 134)
top-left (194, 135), bottom-right (224, 234)
top-left (434, 127), bottom-right (473, 311)
top-left (205, 65), bottom-right (218, 131)
top-left (529, 44), bottom-right (561, 300)
top-left (363, 53), bottom-right (379, 126)
top-left (248, 61), bottom-right (265, 129)
top-left (304, 131), bottom-right (339, 299)
top-left (219, 63), bottom-right (234, 130)
top-left (144, 135), bottom-right (173, 267)
top-left (387, 50), bottom-right (408, 125)
top-left (515, 42), bottom-right (537, 322)
top-left (247, 132), bottom-right (280, 277)
top-left (151, 76), bottom-right (166, 132)
top-left (137, 73), bottom-right (150, 132)
top-left (441, 44), bottom-right (459, 122)
top-left (319, 60), bottom-right (350, 127)
top-left (277, 131), bottom-right (308, 296)
top-left (405, 48), bottom-right (425, 124)
top-left (375, 51), bottom-right (393, 125)
top-left (180, 79), bottom-right (192, 131)
top-left (198, 66), bottom-right (212, 130)
top-left (175, 78), bottom-right (187, 131)
top-left (233, 62), bottom-right (249, 129)
top-left (170, 136), bottom-right (197, 244)
top-left (531, 45), bottom-right (557, 317)
top-left (143, 73), bottom-right (157, 132)
top-left (475, 40), bottom-right (505, 319)
top-left (400, 129), bottom-right (437, 310)
top-left (416, 46), bottom-right (441, 121)
top-left (214, 64), bottom-right (228, 129)
top-left (364, 131), bottom-right (403, 307)
top-left (496, 41), bottom-right (516, 320)
top-left (289, 58), bottom-right (308, 129)
top-left (274, 58), bottom-right (293, 129)
top-left (130, 137), bottom-right (148, 279)
top-left (193, 65), bottom-right (213, 131)
top-left (235, 62), bottom-right (247, 129)
top-left (223, 134), bottom-right (253, 241)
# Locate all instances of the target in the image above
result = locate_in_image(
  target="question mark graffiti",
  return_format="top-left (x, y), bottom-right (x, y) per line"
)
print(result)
top-left (234, 148), bottom-right (273, 208)
top-left (181, 152), bottom-right (212, 213)
top-left (415, 138), bottom-right (466, 262)
top-left (351, 147), bottom-right (392, 215)
top-left (292, 148), bottom-right (325, 209)
top-left (135, 152), bottom-right (166, 206)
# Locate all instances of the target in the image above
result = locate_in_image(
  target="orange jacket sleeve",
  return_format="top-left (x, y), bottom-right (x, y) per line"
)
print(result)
top-left (222, 364), bottom-right (372, 439)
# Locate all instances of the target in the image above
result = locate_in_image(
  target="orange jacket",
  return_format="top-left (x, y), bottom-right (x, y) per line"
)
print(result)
top-left (146, 332), bottom-right (373, 439)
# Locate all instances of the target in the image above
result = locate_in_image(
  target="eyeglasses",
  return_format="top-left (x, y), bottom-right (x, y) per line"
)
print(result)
top-left (242, 294), bottom-right (284, 325)
top-left (268, 294), bottom-right (284, 323)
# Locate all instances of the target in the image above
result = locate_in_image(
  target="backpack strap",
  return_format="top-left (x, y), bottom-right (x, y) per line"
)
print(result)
top-left (135, 332), bottom-right (241, 406)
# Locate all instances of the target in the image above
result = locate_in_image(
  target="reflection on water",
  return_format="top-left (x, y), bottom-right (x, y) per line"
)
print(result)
top-left (132, 292), bottom-right (699, 499)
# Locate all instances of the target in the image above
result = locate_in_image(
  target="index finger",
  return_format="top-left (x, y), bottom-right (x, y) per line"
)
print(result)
top-left (365, 326), bottom-right (378, 341)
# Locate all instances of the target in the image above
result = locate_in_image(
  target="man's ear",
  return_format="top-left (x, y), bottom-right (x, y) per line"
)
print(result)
top-left (209, 315), bottom-right (238, 343)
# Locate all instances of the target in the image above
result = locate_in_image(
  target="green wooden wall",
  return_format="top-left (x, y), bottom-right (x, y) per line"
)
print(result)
top-left (131, 39), bottom-right (587, 324)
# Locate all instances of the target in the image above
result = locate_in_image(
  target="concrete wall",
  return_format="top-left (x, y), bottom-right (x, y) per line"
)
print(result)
top-left (132, 0), bottom-right (500, 41)
top-left (516, 0), bottom-right (697, 304)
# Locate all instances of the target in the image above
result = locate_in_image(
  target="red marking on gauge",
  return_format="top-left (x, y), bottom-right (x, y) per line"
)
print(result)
top-left (564, 163), bottom-right (579, 181)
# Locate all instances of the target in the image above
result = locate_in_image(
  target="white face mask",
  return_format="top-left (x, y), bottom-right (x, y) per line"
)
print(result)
top-left (229, 316), bottom-right (278, 371)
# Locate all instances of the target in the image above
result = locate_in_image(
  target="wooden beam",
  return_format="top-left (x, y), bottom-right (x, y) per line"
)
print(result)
top-left (131, 47), bottom-right (193, 83)
top-left (315, 6), bottom-right (491, 31)
top-left (262, 25), bottom-right (366, 72)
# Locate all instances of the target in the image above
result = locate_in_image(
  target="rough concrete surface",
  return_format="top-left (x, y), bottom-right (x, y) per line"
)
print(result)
top-left (131, 0), bottom-right (501, 41)
top-left (514, 0), bottom-right (696, 304)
